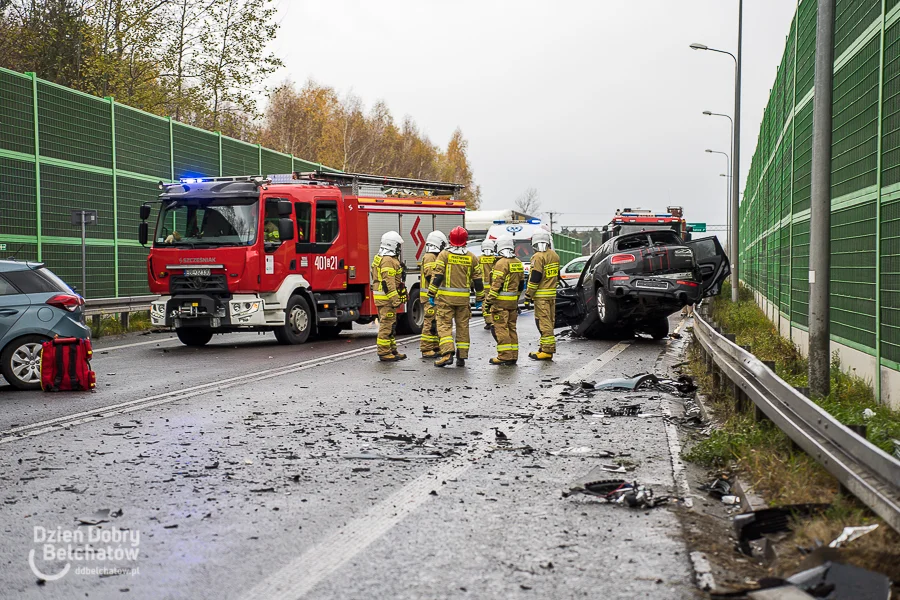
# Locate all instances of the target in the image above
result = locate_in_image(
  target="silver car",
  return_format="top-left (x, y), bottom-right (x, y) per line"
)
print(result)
top-left (0, 260), bottom-right (90, 390)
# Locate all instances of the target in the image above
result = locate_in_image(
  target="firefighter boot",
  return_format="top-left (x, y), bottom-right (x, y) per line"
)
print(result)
top-left (392, 352), bottom-right (408, 360)
top-left (529, 351), bottom-right (553, 361)
top-left (456, 357), bottom-right (466, 367)
top-left (489, 357), bottom-right (516, 366)
top-left (434, 353), bottom-right (454, 368)
top-left (421, 350), bottom-right (439, 359)
top-left (379, 354), bottom-right (400, 362)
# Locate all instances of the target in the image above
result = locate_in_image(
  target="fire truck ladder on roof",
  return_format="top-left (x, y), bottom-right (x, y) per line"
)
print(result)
top-left (299, 171), bottom-right (462, 198)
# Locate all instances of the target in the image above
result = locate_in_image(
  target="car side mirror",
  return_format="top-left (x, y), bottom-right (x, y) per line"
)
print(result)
top-left (139, 204), bottom-right (151, 221)
top-left (138, 222), bottom-right (149, 246)
top-left (278, 218), bottom-right (295, 242)
top-left (278, 199), bottom-right (292, 217)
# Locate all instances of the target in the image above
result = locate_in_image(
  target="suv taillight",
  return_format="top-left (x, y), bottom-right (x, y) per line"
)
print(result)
top-left (610, 253), bottom-right (635, 265)
top-left (46, 294), bottom-right (84, 312)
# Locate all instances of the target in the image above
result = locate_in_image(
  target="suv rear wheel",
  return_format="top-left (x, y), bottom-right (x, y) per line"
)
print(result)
top-left (275, 295), bottom-right (312, 345)
top-left (176, 328), bottom-right (213, 347)
top-left (1, 335), bottom-right (50, 390)
top-left (596, 286), bottom-right (620, 324)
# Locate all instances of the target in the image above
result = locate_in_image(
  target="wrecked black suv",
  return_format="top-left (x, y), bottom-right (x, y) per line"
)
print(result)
top-left (555, 230), bottom-right (730, 339)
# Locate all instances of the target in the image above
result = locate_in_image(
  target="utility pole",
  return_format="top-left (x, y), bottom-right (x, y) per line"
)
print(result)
top-left (809, 0), bottom-right (836, 397)
top-left (731, 0), bottom-right (743, 303)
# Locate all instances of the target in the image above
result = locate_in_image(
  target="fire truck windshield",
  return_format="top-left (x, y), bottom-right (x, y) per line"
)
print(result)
top-left (154, 197), bottom-right (259, 247)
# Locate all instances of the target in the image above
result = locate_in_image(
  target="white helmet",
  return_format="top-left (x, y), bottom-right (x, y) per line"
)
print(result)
top-left (532, 229), bottom-right (552, 252)
top-left (496, 236), bottom-right (515, 259)
top-left (379, 231), bottom-right (404, 256)
top-left (481, 239), bottom-right (497, 256)
top-left (425, 231), bottom-right (448, 253)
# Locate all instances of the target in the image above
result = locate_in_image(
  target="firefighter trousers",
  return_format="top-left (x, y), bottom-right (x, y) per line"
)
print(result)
top-left (492, 306), bottom-right (519, 361)
top-left (437, 302), bottom-right (471, 359)
top-left (376, 304), bottom-right (398, 357)
top-left (420, 301), bottom-right (439, 352)
top-left (534, 298), bottom-right (556, 354)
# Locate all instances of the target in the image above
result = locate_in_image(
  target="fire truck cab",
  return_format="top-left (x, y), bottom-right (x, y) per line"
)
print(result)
top-left (138, 171), bottom-right (465, 347)
top-left (600, 206), bottom-right (690, 243)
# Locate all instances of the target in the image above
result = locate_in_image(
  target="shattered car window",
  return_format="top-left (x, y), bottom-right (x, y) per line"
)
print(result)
top-left (614, 231), bottom-right (682, 251)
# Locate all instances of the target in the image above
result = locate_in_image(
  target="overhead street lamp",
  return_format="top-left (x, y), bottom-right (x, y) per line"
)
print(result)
top-left (706, 150), bottom-right (731, 244)
top-left (704, 111), bottom-right (735, 251)
top-left (690, 0), bottom-right (743, 303)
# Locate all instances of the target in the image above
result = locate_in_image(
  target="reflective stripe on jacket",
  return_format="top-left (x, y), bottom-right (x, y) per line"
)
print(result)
top-left (371, 254), bottom-right (403, 305)
top-left (428, 250), bottom-right (484, 306)
top-left (488, 257), bottom-right (524, 308)
top-left (526, 249), bottom-right (561, 300)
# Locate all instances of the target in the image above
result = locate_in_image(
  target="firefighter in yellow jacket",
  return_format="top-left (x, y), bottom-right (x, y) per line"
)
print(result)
top-left (428, 226), bottom-right (484, 367)
top-left (420, 230), bottom-right (448, 358)
top-left (371, 231), bottom-right (407, 362)
top-left (487, 236), bottom-right (525, 365)
top-left (525, 229), bottom-right (560, 360)
top-left (480, 239), bottom-right (498, 330)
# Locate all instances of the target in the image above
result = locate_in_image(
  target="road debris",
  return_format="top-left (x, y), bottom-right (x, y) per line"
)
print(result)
top-left (827, 524), bottom-right (879, 548)
top-left (563, 479), bottom-right (669, 508)
top-left (699, 476), bottom-right (732, 500)
top-left (594, 374), bottom-right (659, 391)
top-left (76, 508), bottom-right (123, 525)
top-left (601, 404), bottom-right (642, 417)
top-left (549, 446), bottom-right (615, 458)
top-left (733, 504), bottom-right (830, 556)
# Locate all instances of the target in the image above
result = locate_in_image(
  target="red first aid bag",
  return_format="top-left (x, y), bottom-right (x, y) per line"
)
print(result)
top-left (41, 337), bottom-right (96, 392)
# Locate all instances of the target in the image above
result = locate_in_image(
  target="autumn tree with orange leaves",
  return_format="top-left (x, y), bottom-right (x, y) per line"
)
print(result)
top-left (260, 81), bottom-right (481, 209)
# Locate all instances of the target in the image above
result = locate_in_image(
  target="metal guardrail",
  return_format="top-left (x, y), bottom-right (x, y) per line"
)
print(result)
top-left (692, 307), bottom-right (900, 534)
top-left (83, 295), bottom-right (158, 317)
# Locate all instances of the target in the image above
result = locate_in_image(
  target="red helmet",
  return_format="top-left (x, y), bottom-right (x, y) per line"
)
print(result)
top-left (449, 226), bottom-right (468, 247)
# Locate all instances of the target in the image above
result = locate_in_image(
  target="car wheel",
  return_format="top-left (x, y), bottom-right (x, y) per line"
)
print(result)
top-left (397, 292), bottom-right (423, 334)
top-left (1, 335), bottom-right (49, 390)
top-left (596, 286), bottom-right (620, 324)
top-left (275, 295), bottom-right (312, 345)
top-left (176, 328), bottom-right (213, 347)
top-left (647, 317), bottom-right (669, 340)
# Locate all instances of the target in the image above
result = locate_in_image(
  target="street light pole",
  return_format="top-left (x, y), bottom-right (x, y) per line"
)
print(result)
top-left (691, 0), bottom-right (742, 302)
top-left (703, 111), bottom-right (734, 248)
top-left (808, 0), bottom-right (836, 398)
top-left (706, 150), bottom-right (731, 245)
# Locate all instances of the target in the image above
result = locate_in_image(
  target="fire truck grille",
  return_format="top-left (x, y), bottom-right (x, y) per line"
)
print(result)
top-left (170, 274), bottom-right (229, 296)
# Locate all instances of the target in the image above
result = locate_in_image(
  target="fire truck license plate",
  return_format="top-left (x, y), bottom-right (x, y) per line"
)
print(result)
top-left (185, 268), bottom-right (211, 277)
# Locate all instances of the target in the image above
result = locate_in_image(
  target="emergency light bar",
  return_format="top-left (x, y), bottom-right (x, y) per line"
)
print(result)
top-left (299, 170), bottom-right (462, 197)
top-left (492, 219), bottom-right (542, 225)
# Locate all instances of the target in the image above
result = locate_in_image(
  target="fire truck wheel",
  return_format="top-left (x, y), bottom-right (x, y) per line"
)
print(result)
top-left (396, 294), bottom-right (424, 335)
top-left (176, 328), bottom-right (213, 347)
top-left (275, 295), bottom-right (312, 345)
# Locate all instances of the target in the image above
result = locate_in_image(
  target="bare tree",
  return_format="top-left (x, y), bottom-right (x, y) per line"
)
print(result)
top-left (515, 187), bottom-right (541, 216)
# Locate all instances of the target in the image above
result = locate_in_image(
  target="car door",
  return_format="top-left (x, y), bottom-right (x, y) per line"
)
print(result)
top-left (0, 275), bottom-right (29, 341)
top-left (685, 237), bottom-right (731, 297)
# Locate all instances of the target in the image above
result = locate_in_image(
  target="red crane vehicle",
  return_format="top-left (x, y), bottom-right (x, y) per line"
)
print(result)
top-left (138, 171), bottom-right (465, 346)
top-left (600, 206), bottom-right (691, 243)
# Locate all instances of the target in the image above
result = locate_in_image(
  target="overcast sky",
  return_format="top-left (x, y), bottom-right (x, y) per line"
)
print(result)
top-left (270, 0), bottom-right (797, 236)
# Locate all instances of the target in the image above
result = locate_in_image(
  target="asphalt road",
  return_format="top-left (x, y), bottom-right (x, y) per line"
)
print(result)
top-left (0, 314), bottom-right (698, 599)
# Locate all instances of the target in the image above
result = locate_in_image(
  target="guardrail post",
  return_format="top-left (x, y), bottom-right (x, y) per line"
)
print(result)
top-left (121, 312), bottom-right (129, 331)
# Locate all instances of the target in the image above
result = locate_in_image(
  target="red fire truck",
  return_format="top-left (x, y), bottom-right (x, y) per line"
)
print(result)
top-left (138, 171), bottom-right (465, 346)
top-left (600, 206), bottom-right (691, 243)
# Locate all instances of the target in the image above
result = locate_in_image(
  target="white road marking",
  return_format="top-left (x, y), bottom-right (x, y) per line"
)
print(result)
top-left (241, 341), bottom-right (633, 600)
top-left (93, 336), bottom-right (180, 352)
top-left (689, 551), bottom-right (717, 592)
top-left (0, 335), bottom-right (422, 444)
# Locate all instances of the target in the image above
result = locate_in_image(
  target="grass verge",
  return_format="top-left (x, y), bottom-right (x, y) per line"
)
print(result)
top-left (90, 311), bottom-right (154, 338)
top-left (704, 281), bottom-right (900, 454)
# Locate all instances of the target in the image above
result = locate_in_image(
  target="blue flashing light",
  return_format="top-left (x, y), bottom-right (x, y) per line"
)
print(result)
top-left (527, 218), bottom-right (541, 225)
top-left (493, 219), bottom-right (506, 224)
